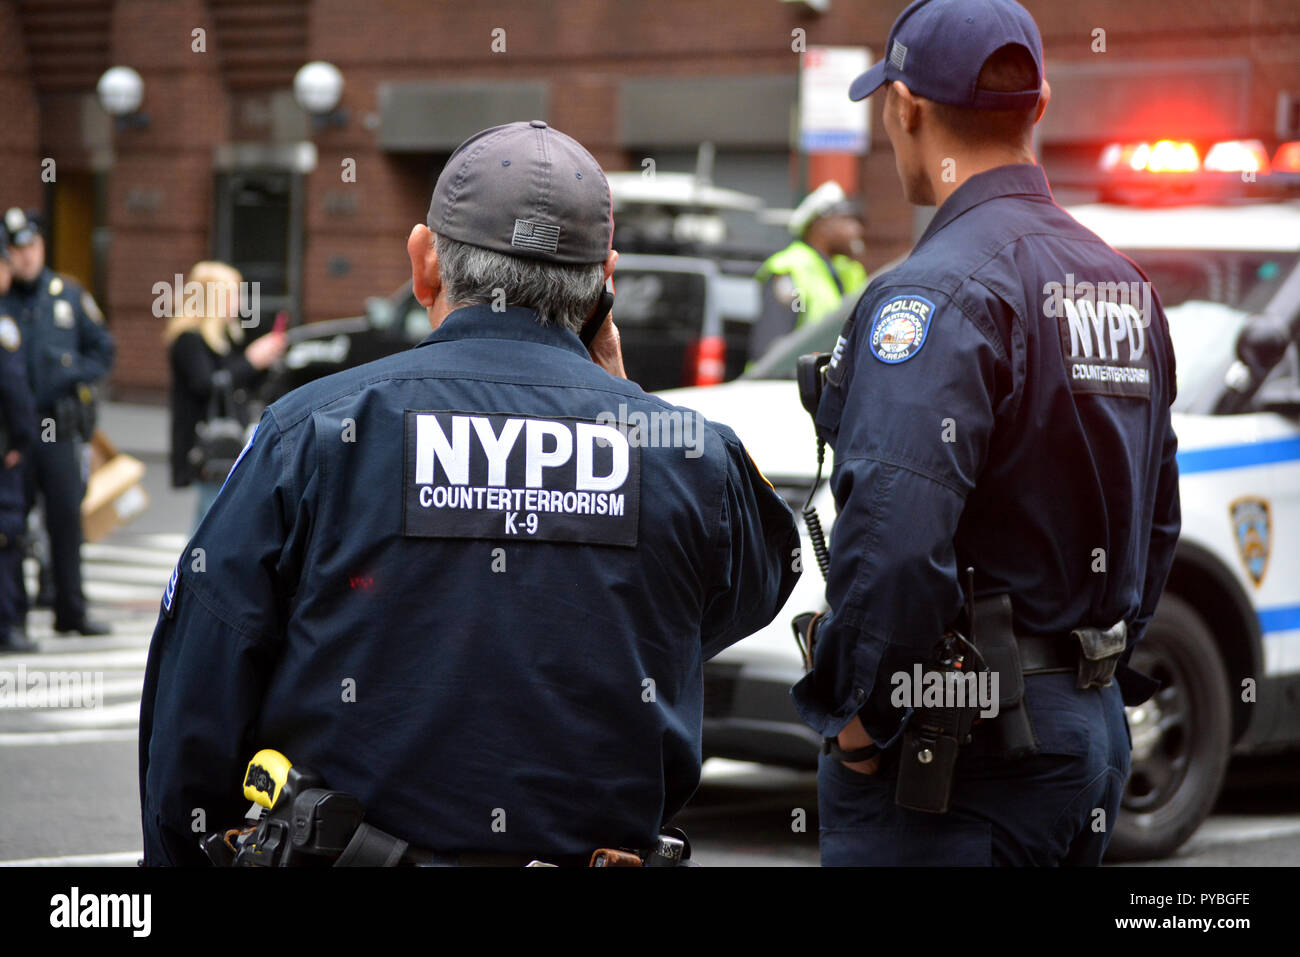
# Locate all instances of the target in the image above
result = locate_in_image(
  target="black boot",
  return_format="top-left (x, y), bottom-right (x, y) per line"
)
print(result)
top-left (0, 626), bottom-right (38, 653)
top-left (54, 618), bottom-right (111, 637)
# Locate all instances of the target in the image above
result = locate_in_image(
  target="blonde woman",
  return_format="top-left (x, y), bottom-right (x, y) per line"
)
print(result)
top-left (165, 261), bottom-right (286, 527)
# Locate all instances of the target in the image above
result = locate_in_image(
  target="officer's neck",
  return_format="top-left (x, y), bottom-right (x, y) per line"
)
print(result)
top-left (929, 147), bottom-right (1038, 208)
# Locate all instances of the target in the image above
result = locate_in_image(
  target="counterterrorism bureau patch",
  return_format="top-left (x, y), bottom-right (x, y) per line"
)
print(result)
top-left (402, 410), bottom-right (641, 547)
top-left (868, 295), bottom-right (934, 364)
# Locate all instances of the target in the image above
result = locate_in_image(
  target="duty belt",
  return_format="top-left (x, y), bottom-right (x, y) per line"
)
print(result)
top-left (1018, 618), bottom-right (1129, 690)
top-left (1015, 634), bottom-right (1078, 676)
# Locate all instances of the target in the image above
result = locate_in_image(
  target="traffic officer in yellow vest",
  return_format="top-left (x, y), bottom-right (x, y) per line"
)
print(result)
top-left (750, 181), bottom-right (867, 359)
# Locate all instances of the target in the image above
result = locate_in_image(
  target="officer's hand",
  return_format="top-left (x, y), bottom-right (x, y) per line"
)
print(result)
top-left (587, 314), bottom-right (627, 379)
top-left (837, 715), bottom-right (880, 775)
top-left (3, 450), bottom-right (19, 470)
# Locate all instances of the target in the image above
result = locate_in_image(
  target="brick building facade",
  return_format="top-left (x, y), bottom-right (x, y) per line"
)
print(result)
top-left (2, 0), bottom-right (1297, 395)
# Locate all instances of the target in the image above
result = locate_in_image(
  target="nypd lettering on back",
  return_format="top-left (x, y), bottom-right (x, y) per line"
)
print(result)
top-left (1047, 277), bottom-right (1153, 399)
top-left (403, 411), bottom-right (640, 547)
top-left (869, 295), bottom-right (934, 364)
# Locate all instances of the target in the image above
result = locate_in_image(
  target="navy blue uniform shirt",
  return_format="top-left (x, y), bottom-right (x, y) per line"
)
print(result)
top-left (139, 304), bottom-right (800, 865)
top-left (0, 316), bottom-right (37, 456)
top-left (2, 267), bottom-right (114, 412)
top-left (792, 164), bottom-right (1181, 743)
top-left (1, 316), bottom-right (36, 531)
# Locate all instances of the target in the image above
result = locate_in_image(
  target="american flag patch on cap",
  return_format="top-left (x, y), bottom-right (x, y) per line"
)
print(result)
top-left (889, 40), bottom-right (908, 70)
top-left (511, 219), bottom-right (561, 254)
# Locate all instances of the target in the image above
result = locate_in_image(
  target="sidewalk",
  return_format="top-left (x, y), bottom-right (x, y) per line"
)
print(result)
top-left (97, 401), bottom-right (170, 460)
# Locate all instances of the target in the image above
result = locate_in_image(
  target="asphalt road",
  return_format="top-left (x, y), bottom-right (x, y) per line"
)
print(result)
top-left (2, 408), bottom-right (1298, 867)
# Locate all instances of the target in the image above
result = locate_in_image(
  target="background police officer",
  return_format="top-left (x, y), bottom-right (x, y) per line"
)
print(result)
top-left (750, 181), bottom-right (867, 359)
top-left (139, 121), bottom-right (801, 866)
top-left (0, 235), bottom-right (38, 653)
top-left (1, 208), bottom-right (115, 637)
top-left (792, 0), bottom-right (1180, 865)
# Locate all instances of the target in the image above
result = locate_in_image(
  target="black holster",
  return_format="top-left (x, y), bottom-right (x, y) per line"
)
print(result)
top-left (975, 594), bottom-right (1040, 760)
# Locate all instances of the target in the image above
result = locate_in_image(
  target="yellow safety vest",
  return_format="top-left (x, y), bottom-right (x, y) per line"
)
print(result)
top-left (755, 240), bottom-right (868, 325)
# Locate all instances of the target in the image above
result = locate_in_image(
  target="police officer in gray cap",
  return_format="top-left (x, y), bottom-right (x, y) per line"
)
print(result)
top-left (140, 121), bottom-right (800, 866)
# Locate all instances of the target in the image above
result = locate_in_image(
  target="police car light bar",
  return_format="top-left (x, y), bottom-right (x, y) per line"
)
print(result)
top-left (1204, 140), bottom-right (1271, 175)
top-left (1100, 140), bottom-right (1200, 174)
top-left (1100, 139), bottom-right (1284, 176)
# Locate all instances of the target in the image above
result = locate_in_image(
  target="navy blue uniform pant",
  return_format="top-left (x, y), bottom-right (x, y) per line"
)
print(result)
top-left (818, 673), bottom-right (1131, 866)
top-left (20, 435), bottom-right (87, 627)
top-left (0, 466), bottom-right (25, 632)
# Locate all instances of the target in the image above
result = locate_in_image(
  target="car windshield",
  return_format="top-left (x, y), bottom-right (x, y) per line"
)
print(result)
top-left (743, 247), bottom-right (1299, 413)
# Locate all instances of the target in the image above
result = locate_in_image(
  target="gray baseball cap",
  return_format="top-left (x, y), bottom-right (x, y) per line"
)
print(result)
top-left (427, 120), bottom-right (613, 266)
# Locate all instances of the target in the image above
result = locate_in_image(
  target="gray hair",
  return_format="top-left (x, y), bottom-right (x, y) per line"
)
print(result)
top-left (434, 233), bottom-right (605, 333)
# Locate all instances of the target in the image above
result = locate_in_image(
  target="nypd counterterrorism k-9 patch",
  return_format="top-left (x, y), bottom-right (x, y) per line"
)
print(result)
top-left (868, 295), bottom-right (934, 364)
top-left (402, 410), bottom-right (640, 547)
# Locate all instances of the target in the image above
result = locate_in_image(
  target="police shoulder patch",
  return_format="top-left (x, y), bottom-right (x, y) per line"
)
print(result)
top-left (81, 291), bottom-right (104, 324)
top-left (868, 294), bottom-right (935, 364)
top-left (0, 316), bottom-right (19, 352)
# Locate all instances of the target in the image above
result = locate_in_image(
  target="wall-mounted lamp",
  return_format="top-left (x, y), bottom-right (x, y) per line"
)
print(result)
top-left (97, 66), bottom-right (150, 130)
top-left (294, 61), bottom-right (348, 131)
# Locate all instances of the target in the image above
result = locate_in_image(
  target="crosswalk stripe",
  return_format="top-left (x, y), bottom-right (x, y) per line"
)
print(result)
top-left (3, 532), bottom-right (174, 742)
top-left (0, 728), bottom-right (138, 746)
top-left (0, 850), bottom-right (141, 867)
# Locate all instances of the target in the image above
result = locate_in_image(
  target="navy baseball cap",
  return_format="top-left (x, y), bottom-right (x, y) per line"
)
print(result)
top-left (3, 207), bottom-right (41, 247)
top-left (849, 0), bottom-right (1043, 109)
top-left (428, 120), bottom-right (613, 266)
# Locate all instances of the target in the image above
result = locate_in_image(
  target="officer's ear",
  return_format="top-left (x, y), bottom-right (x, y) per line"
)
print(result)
top-left (407, 224), bottom-right (441, 308)
top-left (1033, 79), bottom-right (1051, 125)
top-left (889, 81), bottom-right (922, 134)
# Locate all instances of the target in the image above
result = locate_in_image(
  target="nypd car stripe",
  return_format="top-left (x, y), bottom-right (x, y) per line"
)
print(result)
top-left (1259, 605), bottom-right (1300, 635)
top-left (1177, 436), bottom-right (1300, 475)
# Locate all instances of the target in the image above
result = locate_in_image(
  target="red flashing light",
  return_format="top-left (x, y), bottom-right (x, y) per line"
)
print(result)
top-left (694, 335), bottom-right (726, 386)
top-left (1273, 141), bottom-right (1300, 173)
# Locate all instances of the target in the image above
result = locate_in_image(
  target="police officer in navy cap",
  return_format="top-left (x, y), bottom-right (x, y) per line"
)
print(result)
top-left (791, 0), bottom-right (1180, 865)
top-left (139, 120), bottom-right (801, 866)
top-left (0, 232), bottom-right (39, 653)
top-left (1, 207), bottom-right (115, 637)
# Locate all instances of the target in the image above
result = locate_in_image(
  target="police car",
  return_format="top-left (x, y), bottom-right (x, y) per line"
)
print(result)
top-left (664, 139), bottom-right (1300, 861)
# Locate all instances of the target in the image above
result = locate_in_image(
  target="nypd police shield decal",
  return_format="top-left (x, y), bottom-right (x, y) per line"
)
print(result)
top-left (1230, 497), bottom-right (1271, 587)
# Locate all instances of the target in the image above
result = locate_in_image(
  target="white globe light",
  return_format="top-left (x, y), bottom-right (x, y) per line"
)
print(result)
top-left (294, 61), bottom-right (344, 115)
top-left (97, 66), bottom-right (144, 117)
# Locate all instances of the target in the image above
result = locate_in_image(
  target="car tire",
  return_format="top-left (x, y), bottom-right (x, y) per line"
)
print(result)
top-left (1106, 594), bottom-right (1232, 862)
